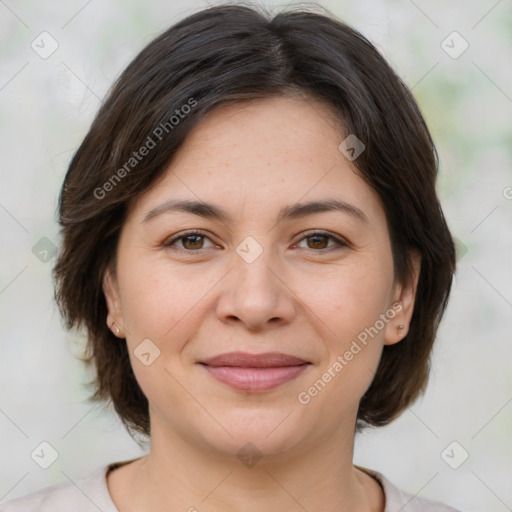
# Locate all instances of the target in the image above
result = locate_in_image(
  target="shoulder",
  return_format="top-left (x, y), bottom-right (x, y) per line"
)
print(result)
top-left (0, 465), bottom-right (117, 512)
top-left (355, 465), bottom-right (463, 512)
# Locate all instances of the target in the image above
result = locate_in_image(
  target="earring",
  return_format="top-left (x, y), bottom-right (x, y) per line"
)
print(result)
top-left (112, 323), bottom-right (120, 336)
top-left (398, 325), bottom-right (404, 330)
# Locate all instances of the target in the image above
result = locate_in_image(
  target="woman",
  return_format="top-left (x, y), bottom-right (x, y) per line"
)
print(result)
top-left (3, 3), bottom-right (461, 511)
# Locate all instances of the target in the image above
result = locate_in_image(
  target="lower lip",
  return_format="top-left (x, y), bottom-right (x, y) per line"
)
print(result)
top-left (201, 364), bottom-right (310, 392)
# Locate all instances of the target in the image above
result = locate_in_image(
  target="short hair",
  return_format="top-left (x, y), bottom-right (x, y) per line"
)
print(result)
top-left (53, 3), bottom-right (456, 440)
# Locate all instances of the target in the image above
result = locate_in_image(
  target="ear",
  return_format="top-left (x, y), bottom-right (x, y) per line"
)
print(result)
top-left (384, 249), bottom-right (421, 346)
top-left (103, 266), bottom-right (125, 338)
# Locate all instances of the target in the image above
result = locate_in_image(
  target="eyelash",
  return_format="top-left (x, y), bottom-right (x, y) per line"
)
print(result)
top-left (162, 230), bottom-right (349, 253)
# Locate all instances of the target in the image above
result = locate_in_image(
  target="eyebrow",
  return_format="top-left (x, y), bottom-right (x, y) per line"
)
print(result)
top-left (142, 198), bottom-right (368, 225)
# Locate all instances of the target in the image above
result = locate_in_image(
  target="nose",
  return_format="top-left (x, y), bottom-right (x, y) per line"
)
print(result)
top-left (215, 247), bottom-right (296, 331)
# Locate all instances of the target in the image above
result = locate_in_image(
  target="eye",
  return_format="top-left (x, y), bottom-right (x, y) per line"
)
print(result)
top-left (162, 230), bottom-right (348, 253)
top-left (162, 230), bottom-right (217, 251)
top-left (292, 231), bottom-right (348, 252)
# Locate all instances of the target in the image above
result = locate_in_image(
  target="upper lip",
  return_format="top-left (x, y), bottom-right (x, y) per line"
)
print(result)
top-left (199, 352), bottom-right (309, 368)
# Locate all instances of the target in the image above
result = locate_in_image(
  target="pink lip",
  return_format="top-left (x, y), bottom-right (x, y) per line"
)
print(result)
top-left (201, 365), bottom-right (309, 392)
top-left (198, 352), bottom-right (311, 392)
top-left (199, 351), bottom-right (308, 367)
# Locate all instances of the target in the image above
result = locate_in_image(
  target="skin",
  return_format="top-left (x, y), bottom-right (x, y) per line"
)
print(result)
top-left (103, 95), bottom-right (421, 512)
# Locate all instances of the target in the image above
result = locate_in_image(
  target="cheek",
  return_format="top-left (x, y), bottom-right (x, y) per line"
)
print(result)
top-left (120, 267), bottom-right (173, 336)
top-left (309, 255), bottom-right (394, 335)
top-left (307, 255), bottom-right (394, 386)
top-left (118, 254), bottom-right (220, 344)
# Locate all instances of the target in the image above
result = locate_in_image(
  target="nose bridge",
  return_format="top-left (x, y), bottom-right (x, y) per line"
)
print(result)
top-left (233, 236), bottom-right (279, 304)
top-left (217, 235), bottom-right (295, 328)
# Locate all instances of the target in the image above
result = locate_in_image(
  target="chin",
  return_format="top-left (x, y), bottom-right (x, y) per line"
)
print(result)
top-left (193, 407), bottom-right (308, 462)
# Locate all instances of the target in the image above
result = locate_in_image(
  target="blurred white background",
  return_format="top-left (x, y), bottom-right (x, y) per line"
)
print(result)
top-left (0, 1), bottom-right (511, 511)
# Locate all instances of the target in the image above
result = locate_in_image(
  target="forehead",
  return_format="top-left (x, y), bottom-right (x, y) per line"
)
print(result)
top-left (179, 95), bottom-right (345, 164)
top-left (127, 96), bottom-right (383, 226)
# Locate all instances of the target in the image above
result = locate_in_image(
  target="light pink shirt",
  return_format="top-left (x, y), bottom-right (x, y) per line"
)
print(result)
top-left (1, 460), bottom-right (462, 511)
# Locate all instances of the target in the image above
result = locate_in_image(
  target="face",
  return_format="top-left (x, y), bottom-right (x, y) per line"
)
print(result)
top-left (104, 95), bottom-right (419, 461)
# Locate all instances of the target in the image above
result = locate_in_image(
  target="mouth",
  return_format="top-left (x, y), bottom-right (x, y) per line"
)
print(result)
top-left (198, 352), bottom-right (312, 393)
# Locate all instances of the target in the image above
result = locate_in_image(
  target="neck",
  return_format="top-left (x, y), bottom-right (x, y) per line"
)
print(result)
top-left (120, 416), bottom-right (383, 512)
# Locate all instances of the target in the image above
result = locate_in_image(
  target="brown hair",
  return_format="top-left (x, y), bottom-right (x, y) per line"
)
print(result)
top-left (53, 3), bottom-right (456, 441)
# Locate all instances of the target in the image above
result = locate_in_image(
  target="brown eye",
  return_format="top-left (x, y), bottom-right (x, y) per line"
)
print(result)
top-left (306, 234), bottom-right (330, 250)
top-left (163, 230), bottom-right (347, 254)
top-left (181, 234), bottom-right (205, 250)
top-left (163, 230), bottom-right (215, 251)
top-left (293, 231), bottom-right (348, 252)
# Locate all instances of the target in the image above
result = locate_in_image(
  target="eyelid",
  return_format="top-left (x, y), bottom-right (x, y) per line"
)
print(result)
top-left (162, 229), bottom-right (350, 252)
